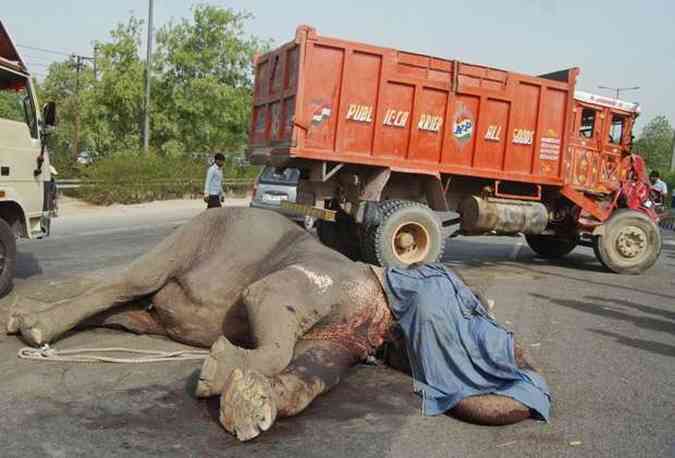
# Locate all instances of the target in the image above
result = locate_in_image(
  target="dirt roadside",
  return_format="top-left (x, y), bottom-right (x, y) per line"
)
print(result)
top-left (57, 195), bottom-right (252, 218)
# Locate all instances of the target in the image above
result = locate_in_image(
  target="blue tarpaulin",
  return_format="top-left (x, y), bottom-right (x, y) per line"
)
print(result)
top-left (383, 264), bottom-right (551, 421)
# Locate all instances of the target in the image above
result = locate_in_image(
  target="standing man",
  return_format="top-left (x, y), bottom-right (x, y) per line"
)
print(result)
top-left (649, 170), bottom-right (668, 204)
top-left (204, 153), bottom-right (225, 209)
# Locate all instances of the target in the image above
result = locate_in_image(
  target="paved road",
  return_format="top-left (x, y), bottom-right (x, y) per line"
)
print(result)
top-left (1, 203), bottom-right (673, 458)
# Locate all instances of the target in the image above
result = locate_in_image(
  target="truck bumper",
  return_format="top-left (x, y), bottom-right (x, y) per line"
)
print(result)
top-left (279, 201), bottom-right (336, 222)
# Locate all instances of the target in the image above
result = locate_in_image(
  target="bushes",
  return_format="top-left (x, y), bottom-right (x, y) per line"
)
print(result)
top-left (663, 171), bottom-right (675, 207)
top-left (66, 153), bottom-right (259, 205)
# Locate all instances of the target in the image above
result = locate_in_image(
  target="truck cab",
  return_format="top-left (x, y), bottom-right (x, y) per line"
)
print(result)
top-left (0, 20), bottom-right (55, 295)
top-left (568, 91), bottom-right (639, 194)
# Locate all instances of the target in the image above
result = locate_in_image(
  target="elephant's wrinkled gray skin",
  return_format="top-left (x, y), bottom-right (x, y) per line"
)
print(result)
top-left (7, 208), bottom-right (537, 442)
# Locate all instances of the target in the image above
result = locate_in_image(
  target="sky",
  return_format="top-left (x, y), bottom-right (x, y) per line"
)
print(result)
top-left (3, 0), bottom-right (674, 131)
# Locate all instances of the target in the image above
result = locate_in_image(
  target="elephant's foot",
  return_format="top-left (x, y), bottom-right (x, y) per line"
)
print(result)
top-left (6, 312), bottom-right (51, 346)
top-left (195, 336), bottom-right (247, 398)
top-left (220, 368), bottom-right (278, 442)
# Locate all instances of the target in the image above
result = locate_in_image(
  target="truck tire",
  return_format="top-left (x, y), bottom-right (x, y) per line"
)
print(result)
top-left (525, 235), bottom-right (577, 258)
top-left (593, 209), bottom-right (662, 274)
top-left (371, 200), bottom-right (445, 268)
top-left (360, 223), bottom-right (379, 265)
top-left (0, 219), bottom-right (17, 297)
top-left (360, 199), bottom-right (404, 265)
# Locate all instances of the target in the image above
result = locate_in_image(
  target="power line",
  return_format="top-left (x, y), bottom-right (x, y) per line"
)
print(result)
top-left (23, 55), bottom-right (57, 64)
top-left (17, 44), bottom-right (94, 62)
top-left (16, 44), bottom-right (74, 57)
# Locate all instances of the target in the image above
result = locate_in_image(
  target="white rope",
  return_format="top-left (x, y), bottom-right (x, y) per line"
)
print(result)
top-left (18, 344), bottom-right (209, 364)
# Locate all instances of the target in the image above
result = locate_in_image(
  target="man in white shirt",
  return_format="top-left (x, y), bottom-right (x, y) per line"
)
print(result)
top-left (204, 153), bottom-right (225, 209)
top-left (649, 170), bottom-right (668, 204)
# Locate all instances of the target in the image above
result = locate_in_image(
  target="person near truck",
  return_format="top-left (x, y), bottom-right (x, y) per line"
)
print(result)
top-left (204, 153), bottom-right (225, 209)
top-left (649, 170), bottom-right (668, 204)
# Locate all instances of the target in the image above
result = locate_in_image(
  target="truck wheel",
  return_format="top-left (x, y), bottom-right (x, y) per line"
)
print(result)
top-left (360, 223), bottom-right (378, 265)
top-left (372, 200), bottom-right (445, 268)
top-left (0, 219), bottom-right (17, 297)
top-left (360, 199), bottom-right (404, 265)
top-left (525, 235), bottom-right (577, 258)
top-left (594, 209), bottom-right (662, 274)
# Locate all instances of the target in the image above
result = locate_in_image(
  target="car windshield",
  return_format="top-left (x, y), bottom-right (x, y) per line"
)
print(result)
top-left (259, 167), bottom-right (300, 185)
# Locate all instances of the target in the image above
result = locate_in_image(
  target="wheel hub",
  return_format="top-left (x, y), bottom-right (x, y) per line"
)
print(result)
top-left (395, 232), bottom-right (415, 250)
top-left (391, 222), bottom-right (431, 264)
top-left (615, 225), bottom-right (647, 258)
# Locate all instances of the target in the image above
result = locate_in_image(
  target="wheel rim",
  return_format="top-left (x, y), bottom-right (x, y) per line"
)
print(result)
top-left (391, 222), bottom-right (431, 264)
top-left (614, 225), bottom-right (648, 261)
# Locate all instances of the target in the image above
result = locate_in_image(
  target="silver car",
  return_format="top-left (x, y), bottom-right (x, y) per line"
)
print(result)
top-left (250, 166), bottom-right (315, 230)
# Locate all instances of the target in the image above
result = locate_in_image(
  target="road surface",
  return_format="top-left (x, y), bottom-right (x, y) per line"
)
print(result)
top-left (1, 199), bottom-right (673, 458)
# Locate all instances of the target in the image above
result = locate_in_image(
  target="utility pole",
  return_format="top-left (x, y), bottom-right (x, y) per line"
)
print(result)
top-left (598, 85), bottom-right (640, 100)
top-left (143, 0), bottom-right (154, 155)
top-left (71, 53), bottom-right (95, 160)
top-left (73, 55), bottom-right (84, 160)
top-left (93, 45), bottom-right (98, 81)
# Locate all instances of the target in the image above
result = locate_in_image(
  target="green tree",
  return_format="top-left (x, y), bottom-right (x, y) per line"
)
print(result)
top-left (40, 17), bottom-right (145, 164)
top-left (40, 59), bottom-right (94, 162)
top-left (152, 5), bottom-right (267, 156)
top-left (0, 90), bottom-right (24, 121)
top-left (87, 17), bottom-right (146, 157)
top-left (635, 115), bottom-right (674, 172)
top-left (37, 4), bottom-right (267, 182)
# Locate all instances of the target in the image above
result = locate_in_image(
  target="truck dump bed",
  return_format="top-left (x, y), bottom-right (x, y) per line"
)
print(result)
top-left (249, 26), bottom-right (578, 186)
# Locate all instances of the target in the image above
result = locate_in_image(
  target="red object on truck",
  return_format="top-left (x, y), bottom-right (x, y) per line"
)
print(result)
top-left (248, 26), bottom-right (661, 274)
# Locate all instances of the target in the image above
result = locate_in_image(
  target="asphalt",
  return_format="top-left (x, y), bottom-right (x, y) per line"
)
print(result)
top-left (0, 200), bottom-right (673, 458)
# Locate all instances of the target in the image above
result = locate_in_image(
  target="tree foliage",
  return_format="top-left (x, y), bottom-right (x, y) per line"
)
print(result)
top-left (635, 115), bottom-right (674, 172)
top-left (152, 5), bottom-right (267, 156)
top-left (0, 90), bottom-right (24, 121)
top-left (39, 5), bottom-right (267, 166)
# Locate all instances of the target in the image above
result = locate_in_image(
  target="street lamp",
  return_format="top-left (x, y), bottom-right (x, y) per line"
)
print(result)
top-left (598, 85), bottom-right (640, 100)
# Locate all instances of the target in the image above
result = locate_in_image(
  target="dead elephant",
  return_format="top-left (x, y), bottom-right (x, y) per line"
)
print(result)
top-left (7, 208), bottom-right (550, 441)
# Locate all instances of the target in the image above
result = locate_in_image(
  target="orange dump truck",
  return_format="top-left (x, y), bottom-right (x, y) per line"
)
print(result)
top-left (247, 26), bottom-right (661, 274)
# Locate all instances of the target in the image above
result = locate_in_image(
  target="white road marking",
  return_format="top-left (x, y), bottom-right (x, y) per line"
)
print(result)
top-left (663, 240), bottom-right (675, 247)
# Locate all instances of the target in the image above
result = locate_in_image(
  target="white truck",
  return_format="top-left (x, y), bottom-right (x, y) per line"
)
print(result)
top-left (0, 21), bottom-right (56, 296)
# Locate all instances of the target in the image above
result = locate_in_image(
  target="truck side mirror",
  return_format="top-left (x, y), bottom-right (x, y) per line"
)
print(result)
top-left (42, 102), bottom-right (56, 128)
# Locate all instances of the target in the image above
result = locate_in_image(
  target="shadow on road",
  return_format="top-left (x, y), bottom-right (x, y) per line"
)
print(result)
top-left (589, 329), bottom-right (675, 358)
top-left (14, 251), bottom-right (42, 279)
top-left (531, 293), bottom-right (675, 336)
top-left (442, 238), bottom-right (606, 273)
top-left (511, 259), bottom-right (675, 302)
top-left (584, 296), bottom-right (675, 321)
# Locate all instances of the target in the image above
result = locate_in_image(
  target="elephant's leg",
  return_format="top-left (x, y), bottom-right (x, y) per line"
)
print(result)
top-left (7, 226), bottom-right (189, 346)
top-left (78, 303), bottom-right (167, 337)
top-left (449, 395), bottom-right (531, 426)
top-left (195, 265), bottom-right (340, 398)
top-left (219, 339), bottom-right (358, 442)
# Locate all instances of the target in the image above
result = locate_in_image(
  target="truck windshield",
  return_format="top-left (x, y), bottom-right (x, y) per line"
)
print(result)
top-left (259, 167), bottom-right (300, 185)
top-left (0, 68), bottom-right (37, 138)
top-left (579, 108), bottom-right (597, 139)
top-left (609, 115), bottom-right (626, 144)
